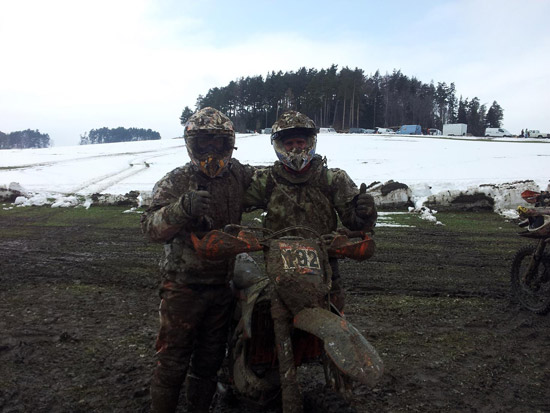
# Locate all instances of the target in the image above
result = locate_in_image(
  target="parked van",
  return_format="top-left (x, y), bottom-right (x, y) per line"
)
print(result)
top-left (485, 128), bottom-right (512, 137)
top-left (397, 125), bottom-right (422, 135)
top-left (319, 127), bottom-right (337, 134)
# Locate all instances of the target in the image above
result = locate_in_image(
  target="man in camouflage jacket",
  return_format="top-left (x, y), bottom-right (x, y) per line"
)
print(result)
top-left (244, 110), bottom-right (377, 300)
top-left (243, 110), bottom-right (377, 412)
top-left (141, 107), bottom-right (253, 413)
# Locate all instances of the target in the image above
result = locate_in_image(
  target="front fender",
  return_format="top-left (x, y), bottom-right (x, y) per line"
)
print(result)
top-left (293, 307), bottom-right (383, 386)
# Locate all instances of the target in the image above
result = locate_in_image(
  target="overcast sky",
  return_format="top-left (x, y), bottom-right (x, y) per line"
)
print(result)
top-left (1, 0), bottom-right (549, 147)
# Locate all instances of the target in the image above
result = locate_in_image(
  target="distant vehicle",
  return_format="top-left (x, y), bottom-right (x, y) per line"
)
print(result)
top-left (262, 128), bottom-right (273, 135)
top-left (349, 128), bottom-right (370, 134)
top-left (427, 128), bottom-right (442, 135)
top-left (397, 125), bottom-right (422, 135)
top-left (319, 127), bottom-right (337, 134)
top-left (527, 129), bottom-right (550, 138)
top-left (485, 127), bottom-right (512, 137)
top-left (375, 127), bottom-right (395, 134)
top-left (442, 123), bottom-right (467, 136)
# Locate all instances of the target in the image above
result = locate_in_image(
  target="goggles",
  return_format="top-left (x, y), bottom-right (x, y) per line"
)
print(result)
top-left (193, 134), bottom-right (229, 155)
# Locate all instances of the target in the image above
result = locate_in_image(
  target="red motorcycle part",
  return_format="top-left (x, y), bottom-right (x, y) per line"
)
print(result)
top-left (521, 190), bottom-right (541, 204)
top-left (191, 230), bottom-right (262, 260)
top-left (293, 307), bottom-right (384, 387)
top-left (328, 233), bottom-right (375, 261)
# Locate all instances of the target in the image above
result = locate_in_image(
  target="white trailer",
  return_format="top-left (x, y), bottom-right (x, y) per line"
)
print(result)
top-left (442, 123), bottom-right (467, 136)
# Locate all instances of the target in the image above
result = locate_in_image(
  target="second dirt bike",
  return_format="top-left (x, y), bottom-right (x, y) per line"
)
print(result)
top-left (510, 190), bottom-right (550, 314)
top-left (191, 225), bottom-right (383, 413)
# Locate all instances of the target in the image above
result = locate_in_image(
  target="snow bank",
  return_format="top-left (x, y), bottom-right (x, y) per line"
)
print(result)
top-left (3, 179), bottom-right (544, 228)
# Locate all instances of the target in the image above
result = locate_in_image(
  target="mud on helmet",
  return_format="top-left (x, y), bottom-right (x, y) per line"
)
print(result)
top-left (184, 107), bottom-right (235, 177)
top-left (271, 110), bottom-right (317, 171)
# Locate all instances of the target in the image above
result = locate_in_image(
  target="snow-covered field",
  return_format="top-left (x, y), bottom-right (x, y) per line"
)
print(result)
top-left (1, 133), bottom-right (549, 218)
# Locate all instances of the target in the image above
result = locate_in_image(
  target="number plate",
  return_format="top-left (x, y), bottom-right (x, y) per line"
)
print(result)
top-left (278, 242), bottom-right (321, 272)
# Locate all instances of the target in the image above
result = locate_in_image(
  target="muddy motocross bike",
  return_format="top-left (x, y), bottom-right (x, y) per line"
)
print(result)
top-left (191, 225), bottom-right (384, 413)
top-left (510, 190), bottom-right (550, 314)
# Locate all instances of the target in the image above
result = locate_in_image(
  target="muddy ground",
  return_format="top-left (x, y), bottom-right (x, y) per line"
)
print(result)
top-left (0, 207), bottom-right (549, 412)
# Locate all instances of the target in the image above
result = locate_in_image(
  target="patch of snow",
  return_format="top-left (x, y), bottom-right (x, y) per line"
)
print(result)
top-left (377, 211), bottom-right (415, 228)
top-left (409, 205), bottom-right (444, 225)
top-left (51, 196), bottom-right (80, 208)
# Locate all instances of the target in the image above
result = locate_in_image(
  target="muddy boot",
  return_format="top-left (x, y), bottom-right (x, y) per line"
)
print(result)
top-left (150, 383), bottom-right (180, 413)
top-left (186, 374), bottom-right (217, 413)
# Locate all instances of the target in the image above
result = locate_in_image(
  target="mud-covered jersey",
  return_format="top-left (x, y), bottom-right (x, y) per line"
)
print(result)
top-left (141, 160), bottom-right (254, 285)
top-left (243, 155), bottom-right (377, 236)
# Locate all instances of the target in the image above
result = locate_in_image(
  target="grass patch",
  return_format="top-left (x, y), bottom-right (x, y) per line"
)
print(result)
top-left (434, 211), bottom-right (517, 233)
top-left (0, 206), bottom-right (144, 228)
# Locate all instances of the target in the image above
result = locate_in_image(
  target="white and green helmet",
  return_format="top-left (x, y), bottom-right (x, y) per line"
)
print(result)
top-left (271, 110), bottom-right (317, 171)
top-left (184, 107), bottom-right (235, 177)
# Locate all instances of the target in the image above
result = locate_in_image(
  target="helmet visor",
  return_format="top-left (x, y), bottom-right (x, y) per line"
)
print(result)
top-left (191, 134), bottom-right (233, 155)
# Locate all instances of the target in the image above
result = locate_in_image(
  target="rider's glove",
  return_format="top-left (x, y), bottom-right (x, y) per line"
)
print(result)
top-left (355, 183), bottom-right (375, 219)
top-left (182, 190), bottom-right (211, 218)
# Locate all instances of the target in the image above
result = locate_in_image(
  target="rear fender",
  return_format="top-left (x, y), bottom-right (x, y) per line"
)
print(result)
top-left (293, 307), bottom-right (383, 386)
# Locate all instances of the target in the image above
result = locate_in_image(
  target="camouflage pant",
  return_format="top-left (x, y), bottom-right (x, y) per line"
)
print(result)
top-left (151, 281), bottom-right (233, 390)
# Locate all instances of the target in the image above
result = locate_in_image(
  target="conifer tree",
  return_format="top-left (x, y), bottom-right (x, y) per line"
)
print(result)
top-left (485, 101), bottom-right (503, 128)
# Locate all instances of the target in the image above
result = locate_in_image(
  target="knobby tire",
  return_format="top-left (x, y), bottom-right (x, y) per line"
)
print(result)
top-left (510, 244), bottom-right (550, 315)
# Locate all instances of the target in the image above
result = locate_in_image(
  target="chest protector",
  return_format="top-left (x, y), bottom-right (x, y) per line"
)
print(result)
top-left (264, 156), bottom-right (336, 237)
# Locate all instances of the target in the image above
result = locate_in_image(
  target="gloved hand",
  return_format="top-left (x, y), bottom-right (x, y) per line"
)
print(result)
top-left (355, 183), bottom-right (375, 218)
top-left (182, 190), bottom-right (211, 218)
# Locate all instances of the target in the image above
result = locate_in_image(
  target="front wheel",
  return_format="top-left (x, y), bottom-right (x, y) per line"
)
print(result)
top-left (510, 244), bottom-right (550, 314)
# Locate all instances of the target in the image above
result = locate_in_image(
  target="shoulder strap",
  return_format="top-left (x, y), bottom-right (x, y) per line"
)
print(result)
top-left (318, 159), bottom-right (333, 202)
top-left (264, 170), bottom-right (276, 205)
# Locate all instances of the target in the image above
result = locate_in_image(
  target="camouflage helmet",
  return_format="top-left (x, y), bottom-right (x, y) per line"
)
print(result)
top-left (184, 107), bottom-right (236, 177)
top-left (271, 110), bottom-right (316, 137)
top-left (184, 107), bottom-right (235, 137)
top-left (271, 111), bottom-right (317, 172)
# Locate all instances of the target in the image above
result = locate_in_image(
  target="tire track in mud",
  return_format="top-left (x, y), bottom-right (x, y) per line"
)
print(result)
top-left (349, 285), bottom-right (508, 300)
top-left (70, 163), bottom-right (148, 194)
